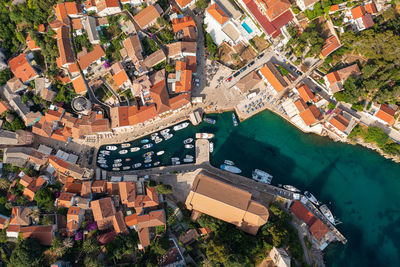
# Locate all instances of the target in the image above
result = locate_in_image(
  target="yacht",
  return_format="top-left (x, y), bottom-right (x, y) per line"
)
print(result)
top-left (184, 138), bottom-right (193, 144)
top-left (319, 204), bottom-right (335, 224)
top-left (156, 151), bottom-right (165, 156)
top-left (173, 122), bottom-right (190, 131)
top-left (130, 147), bottom-right (140, 152)
top-left (304, 191), bottom-right (320, 205)
top-left (160, 129), bottom-right (170, 135)
top-left (112, 167), bottom-right (120, 171)
top-left (220, 164), bottom-right (241, 174)
top-left (224, 160), bottom-right (234, 165)
top-left (154, 136), bottom-right (163, 144)
top-left (185, 144), bottom-right (194, 149)
top-left (122, 166), bottom-right (131, 170)
top-left (232, 113), bottom-right (238, 127)
top-left (133, 163), bottom-right (142, 168)
top-left (106, 145), bottom-right (117, 151)
top-left (183, 158), bottom-right (193, 163)
top-left (121, 143), bottom-right (131, 148)
top-left (114, 159), bottom-right (122, 163)
top-left (252, 169), bottom-right (273, 184)
top-left (97, 159), bottom-right (107, 164)
top-left (119, 149), bottom-right (128, 155)
top-left (283, 185), bottom-right (301, 193)
top-left (153, 161), bottom-right (160, 166)
top-left (143, 151), bottom-right (154, 157)
top-left (204, 117), bottom-right (216, 124)
top-left (142, 143), bottom-right (153, 149)
top-left (195, 133), bottom-right (214, 139)
top-left (113, 163), bottom-right (122, 167)
top-left (209, 142), bottom-right (214, 153)
top-left (164, 133), bottom-right (173, 140)
top-left (140, 139), bottom-right (149, 144)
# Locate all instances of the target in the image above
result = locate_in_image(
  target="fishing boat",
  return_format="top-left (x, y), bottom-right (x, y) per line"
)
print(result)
top-left (155, 137), bottom-right (163, 144)
top-left (113, 163), bottom-right (122, 167)
top-left (209, 142), bottom-right (214, 153)
top-left (97, 159), bottom-right (106, 164)
top-left (153, 161), bottom-right (160, 166)
top-left (156, 151), bottom-right (165, 156)
top-left (122, 166), bottom-right (131, 170)
top-left (184, 138), bottom-right (193, 144)
top-left (204, 117), bottom-right (216, 124)
top-left (224, 160), bottom-right (234, 165)
top-left (112, 167), bottom-right (120, 171)
top-left (164, 134), bottom-right (173, 140)
top-left (145, 163), bottom-right (152, 168)
top-left (100, 164), bottom-right (108, 168)
top-left (232, 113), bottom-right (238, 127)
top-left (252, 169), bottom-right (273, 184)
top-left (173, 122), bottom-right (190, 131)
top-left (114, 159), bottom-right (122, 163)
top-left (160, 129), bottom-right (170, 135)
top-left (196, 133), bottom-right (214, 139)
top-left (185, 144), bottom-right (194, 149)
top-left (319, 204), bottom-right (335, 224)
top-left (119, 150), bottom-right (128, 155)
top-left (106, 145), bottom-right (117, 151)
top-left (283, 185), bottom-right (301, 193)
top-left (304, 191), bottom-right (320, 205)
top-left (220, 164), bottom-right (241, 174)
top-left (151, 133), bottom-right (158, 140)
top-left (142, 143), bottom-right (153, 149)
top-left (99, 150), bottom-right (110, 155)
top-left (125, 158), bottom-right (131, 162)
top-left (130, 147), bottom-right (140, 152)
top-left (183, 158), bottom-right (193, 163)
top-left (121, 143), bottom-right (131, 148)
top-left (133, 163), bottom-right (142, 168)
top-left (144, 159), bottom-right (152, 163)
top-left (143, 151), bottom-right (154, 157)
top-left (140, 139), bottom-right (149, 144)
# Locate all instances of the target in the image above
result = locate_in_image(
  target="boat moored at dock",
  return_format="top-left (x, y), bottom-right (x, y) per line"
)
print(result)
top-left (204, 117), bottom-right (216, 124)
top-left (283, 185), bottom-right (301, 192)
top-left (156, 151), bottom-right (164, 156)
top-left (121, 143), bottom-right (131, 148)
top-left (140, 139), bottom-right (149, 144)
top-left (319, 204), bottom-right (336, 225)
top-left (173, 122), bottom-right (190, 131)
top-left (196, 133), bottom-right (214, 139)
top-left (185, 144), bottom-right (194, 149)
top-left (119, 150), bottom-right (128, 155)
top-left (184, 138), bottom-right (193, 144)
top-left (142, 143), bottom-right (153, 149)
top-left (252, 169), bottom-right (273, 184)
top-left (130, 147), bottom-right (140, 152)
top-left (106, 146), bottom-right (117, 151)
top-left (232, 113), bottom-right (238, 126)
top-left (304, 191), bottom-right (320, 205)
top-left (220, 164), bottom-right (241, 174)
top-left (224, 160), bottom-right (234, 165)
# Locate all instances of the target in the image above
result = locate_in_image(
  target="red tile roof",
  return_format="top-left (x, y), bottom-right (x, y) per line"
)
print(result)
top-left (365, 2), bottom-right (378, 14)
top-left (133, 4), bottom-right (162, 29)
top-left (329, 114), bottom-right (349, 132)
top-left (20, 225), bottom-right (54, 246)
top-left (72, 75), bottom-right (87, 94)
top-left (351, 6), bottom-right (366, 20)
top-left (172, 17), bottom-right (196, 33)
top-left (255, 0), bottom-right (291, 21)
top-left (78, 44), bottom-right (105, 70)
top-left (290, 200), bottom-right (316, 226)
top-left (207, 3), bottom-right (230, 25)
top-left (176, 0), bottom-right (192, 8)
top-left (309, 219), bottom-right (329, 241)
top-left (299, 105), bottom-right (322, 126)
top-left (320, 35), bottom-right (341, 57)
top-left (375, 104), bottom-right (396, 125)
top-left (9, 54), bottom-right (38, 83)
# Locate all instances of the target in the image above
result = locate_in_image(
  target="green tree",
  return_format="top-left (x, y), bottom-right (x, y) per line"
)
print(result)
top-left (83, 238), bottom-right (100, 255)
top-left (206, 33), bottom-right (217, 55)
top-left (0, 69), bottom-right (11, 86)
top-left (156, 184), bottom-right (172, 194)
top-left (34, 187), bottom-right (55, 211)
top-left (151, 234), bottom-right (170, 255)
top-left (165, 64), bottom-right (174, 73)
top-left (9, 238), bottom-right (44, 267)
top-left (106, 233), bottom-right (136, 261)
top-left (195, 0), bottom-right (209, 9)
top-left (206, 239), bottom-right (230, 264)
top-left (364, 126), bottom-right (388, 147)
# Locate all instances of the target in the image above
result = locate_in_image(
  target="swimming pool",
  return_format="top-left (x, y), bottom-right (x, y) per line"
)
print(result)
top-left (242, 22), bottom-right (253, 34)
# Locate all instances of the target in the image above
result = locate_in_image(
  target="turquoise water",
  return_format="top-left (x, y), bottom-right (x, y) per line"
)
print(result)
top-left (242, 22), bottom-right (253, 34)
top-left (100, 111), bottom-right (400, 266)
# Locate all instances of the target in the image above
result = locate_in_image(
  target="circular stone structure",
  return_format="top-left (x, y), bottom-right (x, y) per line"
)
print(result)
top-left (72, 96), bottom-right (92, 114)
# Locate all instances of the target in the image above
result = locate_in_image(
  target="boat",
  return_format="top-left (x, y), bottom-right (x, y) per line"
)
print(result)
top-left (121, 143), bottom-right (131, 148)
top-left (185, 144), bottom-right (194, 149)
top-left (232, 113), bottom-right (238, 127)
top-left (173, 122), bottom-right (190, 131)
top-left (220, 164), bottom-right (241, 174)
top-left (185, 155), bottom-right (194, 159)
top-left (151, 133), bottom-right (158, 140)
top-left (204, 117), bottom-right (216, 124)
top-left (130, 147), bottom-right (140, 152)
top-left (304, 191), bottom-right (320, 205)
top-left (142, 143), bottom-right (153, 149)
top-left (145, 163), bottom-right (152, 168)
top-left (122, 166), bottom-right (131, 170)
top-left (143, 151), bottom-right (154, 157)
top-left (112, 167), bottom-right (120, 171)
top-left (283, 185), bottom-right (301, 193)
top-left (97, 159), bottom-right (106, 164)
top-left (153, 161), bottom-right (160, 166)
top-left (156, 151), bottom-right (165, 156)
top-left (100, 164), bottom-right (108, 168)
top-left (171, 157), bottom-right (179, 161)
top-left (133, 163), bottom-right (142, 168)
top-left (119, 150), bottom-right (128, 155)
top-left (252, 169), bottom-right (273, 184)
top-left (184, 138), bottom-right (193, 144)
top-left (183, 158), bottom-right (193, 163)
top-left (113, 163), bottom-right (122, 167)
top-left (125, 158), bottom-right (131, 162)
top-left (196, 133), bottom-right (215, 139)
top-left (144, 156), bottom-right (152, 161)
top-left (144, 159), bottom-right (152, 163)
top-left (140, 139), bottom-right (149, 144)
top-left (97, 156), bottom-right (105, 160)
top-left (154, 137), bottom-right (163, 144)
top-left (160, 129), bottom-right (170, 135)
top-left (319, 204), bottom-right (335, 224)
top-left (209, 142), bottom-right (214, 153)
top-left (106, 145), bottom-right (117, 151)
top-left (99, 150), bottom-right (110, 155)
top-left (164, 133), bottom-right (173, 140)
top-left (114, 159), bottom-right (122, 163)
top-left (224, 160), bottom-right (234, 165)
top-left (173, 161), bottom-right (181, 165)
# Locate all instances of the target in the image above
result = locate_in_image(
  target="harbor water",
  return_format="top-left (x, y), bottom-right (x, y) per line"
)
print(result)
top-left (100, 111), bottom-right (400, 266)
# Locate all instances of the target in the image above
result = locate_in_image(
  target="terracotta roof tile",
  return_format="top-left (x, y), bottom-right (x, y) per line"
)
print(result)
top-left (290, 200), bottom-right (316, 226)
top-left (9, 54), bottom-right (38, 83)
top-left (309, 219), bottom-right (329, 241)
top-left (133, 4), bottom-right (162, 29)
top-left (72, 75), bottom-right (87, 94)
top-left (351, 5), bottom-right (366, 19)
top-left (172, 17), bottom-right (196, 32)
top-left (299, 105), bottom-right (322, 126)
top-left (259, 62), bottom-right (288, 93)
top-left (78, 44), bottom-right (105, 70)
top-left (320, 35), bottom-right (341, 57)
top-left (296, 83), bottom-right (316, 103)
top-left (375, 104), bottom-right (395, 125)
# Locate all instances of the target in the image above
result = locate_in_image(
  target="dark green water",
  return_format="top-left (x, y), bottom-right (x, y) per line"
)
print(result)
top-left (99, 111), bottom-right (400, 266)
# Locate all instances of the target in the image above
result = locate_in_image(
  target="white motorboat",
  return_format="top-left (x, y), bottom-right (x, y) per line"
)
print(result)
top-left (125, 158), bottom-right (131, 162)
top-left (106, 145), bottom-right (117, 151)
top-left (160, 129), bottom-right (170, 135)
top-left (196, 133), bottom-right (214, 139)
top-left (153, 161), bottom-right (160, 166)
top-left (119, 149), bottom-right (128, 155)
top-left (173, 161), bottom-right (181, 165)
top-left (114, 159), bottom-right (122, 163)
top-left (171, 157), bottom-right (179, 161)
top-left (252, 169), bottom-right (273, 184)
top-left (209, 142), bottom-right (214, 153)
top-left (173, 122), bottom-right (190, 131)
top-left (97, 156), bottom-right (105, 160)
top-left (319, 204), bottom-right (335, 225)
top-left (220, 164), bottom-right (241, 174)
top-left (184, 138), bottom-right (193, 144)
top-left (144, 158), bottom-right (152, 163)
top-left (133, 163), bottom-right (142, 168)
top-left (143, 151), bottom-right (154, 158)
top-left (183, 158), bottom-right (193, 163)
top-left (121, 143), bottom-right (131, 148)
top-left (97, 159), bottom-right (107, 164)
top-left (151, 133), bottom-right (158, 140)
top-left (304, 191), bottom-right (320, 206)
top-left (185, 144), bottom-right (194, 149)
top-left (99, 150), bottom-right (110, 155)
top-left (113, 163), bottom-right (122, 167)
top-left (185, 155), bottom-right (194, 159)
top-left (142, 143), bottom-right (153, 149)
top-left (164, 133), bottom-right (173, 140)
top-left (154, 136), bottom-right (163, 144)
top-left (122, 166), bottom-right (131, 170)
top-left (130, 147), bottom-right (140, 152)
top-left (283, 185), bottom-right (301, 193)
top-left (156, 151), bottom-right (165, 156)
top-left (112, 167), bottom-right (120, 171)
top-left (100, 164), bottom-right (108, 168)
top-left (224, 160), bottom-right (234, 165)
top-left (232, 113), bottom-right (238, 127)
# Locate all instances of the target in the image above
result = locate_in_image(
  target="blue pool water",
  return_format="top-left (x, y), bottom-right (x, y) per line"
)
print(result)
top-left (242, 22), bottom-right (253, 34)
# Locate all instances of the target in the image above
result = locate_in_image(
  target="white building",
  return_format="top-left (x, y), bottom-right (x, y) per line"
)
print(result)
top-left (296, 0), bottom-right (319, 11)
top-left (95, 0), bottom-right (122, 16)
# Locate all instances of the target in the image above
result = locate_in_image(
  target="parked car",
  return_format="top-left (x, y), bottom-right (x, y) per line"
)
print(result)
top-left (248, 61), bottom-right (255, 67)
top-left (240, 66), bottom-right (247, 73)
top-left (257, 53), bottom-right (264, 59)
top-left (233, 72), bottom-right (240, 77)
top-left (195, 83), bottom-right (200, 87)
top-left (194, 78), bottom-right (200, 82)
top-left (296, 70), bottom-right (303, 75)
top-left (226, 76), bottom-right (232, 82)
top-left (289, 65), bottom-right (296, 71)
